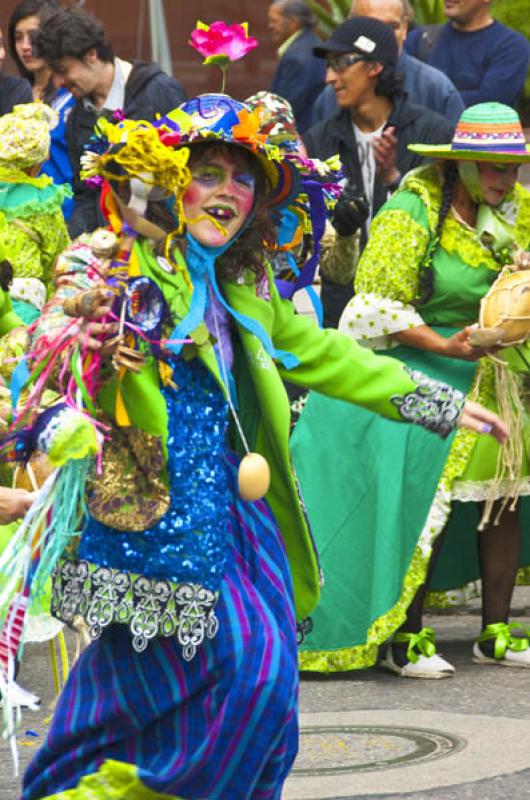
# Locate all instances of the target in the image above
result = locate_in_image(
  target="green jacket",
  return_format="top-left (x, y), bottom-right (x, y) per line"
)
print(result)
top-left (38, 236), bottom-right (427, 621)
top-left (126, 242), bottom-right (425, 619)
top-left (0, 289), bottom-right (23, 337)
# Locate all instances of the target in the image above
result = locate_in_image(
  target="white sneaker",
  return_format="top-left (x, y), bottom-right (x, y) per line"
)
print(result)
top-left (381, 646), bottom-right (455, 679)
top-left (473, 641), bottom-right (530, 668)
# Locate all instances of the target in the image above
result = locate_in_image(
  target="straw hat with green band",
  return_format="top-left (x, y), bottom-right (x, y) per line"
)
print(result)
top-left (409, 102), bottom-right (530, 164)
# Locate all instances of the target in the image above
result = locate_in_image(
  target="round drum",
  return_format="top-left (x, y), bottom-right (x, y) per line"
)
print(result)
top-left (478, 269), bottom-right (530, 346)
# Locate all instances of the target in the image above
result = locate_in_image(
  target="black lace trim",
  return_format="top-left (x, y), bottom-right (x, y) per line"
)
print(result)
top-left (297, 617), bottom-right (313, 646)
top-left (391, 369), bottom-right (465, 439)
top-left (51, 558), bottom-right (219, 660)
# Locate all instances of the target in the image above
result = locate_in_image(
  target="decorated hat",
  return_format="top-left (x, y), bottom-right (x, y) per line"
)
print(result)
top-left (0, 102), bottom-right (57, 170)
top-left (159, 94), bottom-right (301, 210)
top-left (81, 116), bottom-right (192, 198)
top-left (244, 92), bottom-right (300, 147)
top-left (409, 102), bottom-right (530, 163)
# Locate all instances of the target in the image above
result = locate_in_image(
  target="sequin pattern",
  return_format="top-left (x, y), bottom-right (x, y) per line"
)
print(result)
top-left (80, 358), bottom-right (231, 592)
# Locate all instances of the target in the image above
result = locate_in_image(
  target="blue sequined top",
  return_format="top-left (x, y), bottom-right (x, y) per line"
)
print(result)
top-left (79, 358), bottom-right (232, 592)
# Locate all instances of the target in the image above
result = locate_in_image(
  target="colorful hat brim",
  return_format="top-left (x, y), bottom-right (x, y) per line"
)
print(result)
top-left (251, 148), bottom-right (301, 210)
top-left (181, 137), bottom-right (301, 211)
top-left (408, 143), bottom-right (530, 164)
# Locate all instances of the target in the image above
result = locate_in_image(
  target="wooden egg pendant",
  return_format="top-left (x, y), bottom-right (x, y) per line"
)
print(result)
top-left (238, 452), bottom-right (271, 502)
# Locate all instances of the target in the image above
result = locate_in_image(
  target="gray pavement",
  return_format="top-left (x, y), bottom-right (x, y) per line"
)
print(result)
top-left (287, 586), bottom-right (530, 799)
top-left (2, 589), bottom-right (530, 798)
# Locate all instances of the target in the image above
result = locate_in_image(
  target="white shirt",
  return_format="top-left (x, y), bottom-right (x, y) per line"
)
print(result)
top-left (82, 57), bottom-right (132, 114)
top-left (352, 121), bottom-right (385, 228)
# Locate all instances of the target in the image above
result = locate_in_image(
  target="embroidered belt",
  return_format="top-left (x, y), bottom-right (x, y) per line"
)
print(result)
top-left (51, 558), bottom-right (219, 660)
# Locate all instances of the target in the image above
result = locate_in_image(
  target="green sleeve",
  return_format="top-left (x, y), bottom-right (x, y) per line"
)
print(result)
top-left (0, 290), bottom-right (23, 337)
top-left (514, 183), bottom-right (530, 250)
top-left (355, 192), bottom-right (430, 305)
top-left (266, 268), bottom-right (425, 422)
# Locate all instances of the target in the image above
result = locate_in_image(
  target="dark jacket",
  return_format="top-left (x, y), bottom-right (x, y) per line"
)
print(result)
top-left (304, 93), bottom-right (454, 248)
top-left (0, 75), bottom-right (32, 116)
top-left (271, 28), bottom-right (326, 133)
top-left (303, 93), bottom-right (454, 327)
top-left (67, 61), bottom-right (186, 238)
top-left (312, 51), bottom-right (464, 128)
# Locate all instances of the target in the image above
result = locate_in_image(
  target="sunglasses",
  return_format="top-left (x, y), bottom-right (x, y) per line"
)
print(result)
top-left (325, 53), bottom-right (367, 73)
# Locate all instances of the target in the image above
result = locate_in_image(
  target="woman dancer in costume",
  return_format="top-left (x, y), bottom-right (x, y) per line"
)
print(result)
top-left (14, 95), bottom-right (505, 799)
top-left (292, 102), bottom-right (530, 678)
top-left (0, 102), bottom-right (70, 324)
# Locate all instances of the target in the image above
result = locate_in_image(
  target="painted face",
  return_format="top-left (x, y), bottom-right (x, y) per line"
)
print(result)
top-left (183, 151), bottom-right (257, 247)
top-left (52, 52), bottom-right (99, 98)
top-left (325, 55), bottom-right (379, 109)
top-left (14, 15), bottom-right (45, 74)
top-left (477, 162), bottom-right (519, 207)
top-left (444, 0), bottom-right (489, 27)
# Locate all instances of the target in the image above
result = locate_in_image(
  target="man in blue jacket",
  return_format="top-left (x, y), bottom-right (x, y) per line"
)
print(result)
top-left (312, 0), bottom-right (464, 127)
top-left (268, 0), bottom-right (326, 133)
top-left (406, 0), bottom-right (530, 108)
top-left (35, 6), bottom-right (186, 238)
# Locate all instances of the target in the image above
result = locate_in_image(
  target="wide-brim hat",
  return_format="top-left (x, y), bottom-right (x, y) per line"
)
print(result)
top-left (160, 94), bottom-right (301, 210)
top-left (409, 102), bottom-right (530, 164)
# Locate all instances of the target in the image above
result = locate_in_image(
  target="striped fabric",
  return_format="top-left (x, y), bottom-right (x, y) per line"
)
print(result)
top-left (22, 478), bottom-right (299, 800)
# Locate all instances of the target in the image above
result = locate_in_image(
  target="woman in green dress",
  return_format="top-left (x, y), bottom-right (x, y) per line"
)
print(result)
top-left (0, 102), bottom-right (70, 324)
top-left (292, 102), bottom-right (530, 678)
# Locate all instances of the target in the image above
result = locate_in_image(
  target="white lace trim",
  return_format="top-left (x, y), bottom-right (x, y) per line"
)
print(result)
top-left (415, 482), bottom-right (452, 559)
top-left (452, 477), bottom-right (530, 503)
top-left (338, 292), bottom-right (424, 350)
top-left (23, 613), bottom-right (64, 643)
top-left (427, 581), bottom-right (482, 608)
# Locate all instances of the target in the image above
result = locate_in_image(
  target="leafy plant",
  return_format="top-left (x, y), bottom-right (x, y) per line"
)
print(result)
top-left (410, 0), bottom-right (445, 25)
top-left (306, 0), bottom-right (348, 38)
top-left (306, 0), bottom-right (445, 36)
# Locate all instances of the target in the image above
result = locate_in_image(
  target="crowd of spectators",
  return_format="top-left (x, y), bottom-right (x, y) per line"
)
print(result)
top-left (0, 0), bottom-right (527, 255)
top-left (0, 0), bottom-right (527, 783)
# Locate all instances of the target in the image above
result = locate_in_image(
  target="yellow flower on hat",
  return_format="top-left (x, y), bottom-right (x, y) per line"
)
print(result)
top-left (0, 102), bottom-right (58, 171)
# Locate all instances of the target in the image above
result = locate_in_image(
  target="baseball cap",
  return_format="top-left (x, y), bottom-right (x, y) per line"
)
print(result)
top-left (313, 16), bottom-right (399, 67)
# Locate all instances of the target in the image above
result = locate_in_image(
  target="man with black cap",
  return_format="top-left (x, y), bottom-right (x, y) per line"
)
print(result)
top-left (305, 16), bottom-right (454, 328)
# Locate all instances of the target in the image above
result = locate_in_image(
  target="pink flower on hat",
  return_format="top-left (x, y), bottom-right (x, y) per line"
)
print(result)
top-left (189, 21), bottom-right (258, 66)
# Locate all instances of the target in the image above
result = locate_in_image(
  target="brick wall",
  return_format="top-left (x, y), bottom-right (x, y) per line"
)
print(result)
top-left (1, 0), bottom-right (278, 101)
